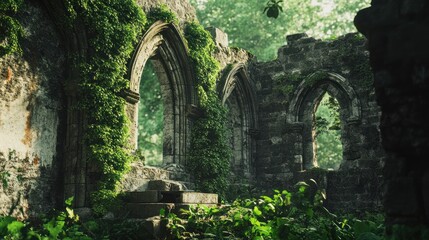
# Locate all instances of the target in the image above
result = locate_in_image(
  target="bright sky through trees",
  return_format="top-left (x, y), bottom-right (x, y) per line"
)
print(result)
top-left (191, 0), bottom-right (370, 61)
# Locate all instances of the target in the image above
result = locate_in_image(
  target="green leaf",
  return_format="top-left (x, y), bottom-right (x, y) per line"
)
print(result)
top-left (253, 206), bottom-right (262, 216)
top-left (7, 221), bottom-right (24, 234)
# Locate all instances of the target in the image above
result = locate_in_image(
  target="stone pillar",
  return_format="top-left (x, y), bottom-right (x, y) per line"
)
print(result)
top-left (355, 0), bottom-right (429, 232)
top-left (286, 122), bottom-right (304, 171)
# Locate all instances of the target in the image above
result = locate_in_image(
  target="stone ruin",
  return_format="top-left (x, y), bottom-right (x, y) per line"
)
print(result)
top-left (0, 0), bottom-right (390, 224)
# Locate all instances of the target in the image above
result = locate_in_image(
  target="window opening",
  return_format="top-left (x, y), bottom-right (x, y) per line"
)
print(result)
top-left (137, 60), bottom-right (164, 166)
top-left (314, 92), bottom-right (342, 170)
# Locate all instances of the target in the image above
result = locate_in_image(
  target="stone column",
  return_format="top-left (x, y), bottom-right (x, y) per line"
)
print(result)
top-left (355, 0), bottom-right (429, 232)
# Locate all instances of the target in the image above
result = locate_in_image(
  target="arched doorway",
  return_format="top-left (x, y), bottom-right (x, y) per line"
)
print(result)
top-left (126, 21), bottom-right (197, 166)
top-left (219, 63), bottom-right (258, 181)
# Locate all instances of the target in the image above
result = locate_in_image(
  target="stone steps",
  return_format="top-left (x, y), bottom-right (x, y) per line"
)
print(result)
top-left (124, 190), bottom-right (219, 219)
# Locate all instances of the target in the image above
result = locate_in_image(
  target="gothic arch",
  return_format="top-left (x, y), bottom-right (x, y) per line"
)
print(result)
top-left (218, 63), bottom-right (258, 180)
top-left (287, 72), bottom-right (361, 169)
top-left (126, 21), bottom-right (197, 165)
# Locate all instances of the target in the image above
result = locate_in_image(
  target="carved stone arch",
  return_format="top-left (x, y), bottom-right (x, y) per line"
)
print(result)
top-left (218, 63), bottom-right (258, 180)
top-left (287, 72), bottom-right (361, 170)
top-left (288, 72), bottom-right (361, 123)
top-left (125, 21), bottom-right (197, 166)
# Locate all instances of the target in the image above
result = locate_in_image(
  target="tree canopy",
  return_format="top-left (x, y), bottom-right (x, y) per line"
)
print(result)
top-left (190, 0), bottom-right (370, 61)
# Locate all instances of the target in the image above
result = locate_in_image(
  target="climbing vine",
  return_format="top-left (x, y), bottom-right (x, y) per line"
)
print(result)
top-left (146, 4), bottom-right (179, 27)
top-left (0, 0), bottom-right (23, 56)
top-left (185, 22), bottom-right (232, 198)
top-left (64, 0), bottom-right (146, 215)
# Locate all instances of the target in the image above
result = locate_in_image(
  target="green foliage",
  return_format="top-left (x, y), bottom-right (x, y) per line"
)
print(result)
top-left (185, 22), bottom-right (232, 198)
top-left (147, 4), bottom-right (179, 26)
top-left (64, 0), bottom-right (146, 215)
top-left (162, 181), bottom-right (385, 239)
top-left (191, 0), bottom-right (370, 61)
top-left (315, 93), bottom-right (343, 169)
top-left (0, 197), bottom-right (92, 239)
top-left (185, 22), bottom-right (220, 92)
top-left (0, 0), bottom-right (23, 56)
top-left (137, 61), bottom-right (163, 166)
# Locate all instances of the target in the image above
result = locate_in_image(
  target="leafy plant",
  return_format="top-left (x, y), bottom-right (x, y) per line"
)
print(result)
top-left (147, 4), bottom-right (179, 26)
top-left (162, 180), bottom-right (385, 239)
top-left (0, 197), bottom-right (92, 239)
top-left (0, 0), bottom-right (24, 56)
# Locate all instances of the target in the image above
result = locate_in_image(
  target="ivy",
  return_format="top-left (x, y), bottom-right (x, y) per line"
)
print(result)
top-left (0, 0), bottom-right (23, 56)
top-left (64, 0), bottom-right (146, 215)
top-left (147, 4), bottom-right (179, 26)
top-left (185, 22), bottom-right (232, 198)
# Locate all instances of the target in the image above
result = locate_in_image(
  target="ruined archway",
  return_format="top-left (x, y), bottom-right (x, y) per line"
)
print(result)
top-left (219, 63), bottom-right (258, 181)
top-left (125, 21), bottom-right (197, 166)
top-left (288, 72), bottom-right (361, 170)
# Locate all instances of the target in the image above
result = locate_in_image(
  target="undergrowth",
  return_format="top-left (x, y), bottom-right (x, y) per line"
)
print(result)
top-left (162, 180), bottom-right (385, 240)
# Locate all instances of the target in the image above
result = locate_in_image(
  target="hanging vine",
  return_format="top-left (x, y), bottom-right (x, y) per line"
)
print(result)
top-left (64, 0), bottom-right (146, 215)
top-left (185, 22), bottom-right (232, 198)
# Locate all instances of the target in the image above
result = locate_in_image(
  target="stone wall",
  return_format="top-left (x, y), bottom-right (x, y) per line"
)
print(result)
top-left (0, 1), bottom-right (65, 218)
top-left (250, 33), bottom-right (384, 211)
top-left (355, 0), bottom-right (429, 232)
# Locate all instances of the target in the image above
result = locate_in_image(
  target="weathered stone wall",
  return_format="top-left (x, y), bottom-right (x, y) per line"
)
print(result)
top-left (0, 2), bottom-right (65, 218)
top-left (250, 33), bottom-right (384, 211)
top-left (208, 28), bottom-right (258, 192)
top-left (355, 0), bottom-right (429, 232)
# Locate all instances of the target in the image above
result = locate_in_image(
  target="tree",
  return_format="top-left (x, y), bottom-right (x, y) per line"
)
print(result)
top-left (190, 0), bottom-right (370, 61)
top-left (138, 61), bottom-right (164, 166)
top-left (314, 93), bottom-right (342, 170)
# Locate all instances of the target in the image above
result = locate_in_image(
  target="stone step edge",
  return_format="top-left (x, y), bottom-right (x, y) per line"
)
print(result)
top-left (125, 190), bottom-right (218, 204)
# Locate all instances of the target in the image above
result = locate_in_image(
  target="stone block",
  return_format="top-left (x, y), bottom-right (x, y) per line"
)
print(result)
top-left (125, 191), bottom-right (161, 203)
top-left (286, 33), bottom-right (308, 43)
top-left (147, 180), bottom-right (186, 191)
top-left (179, 192), bottom-right (218, 204)
top-left (126, 203), bottom-right (175, 218)
top-left (206, 27), bottom-right (228, 48)
top-left (159, 191), bottom-right (218, 204)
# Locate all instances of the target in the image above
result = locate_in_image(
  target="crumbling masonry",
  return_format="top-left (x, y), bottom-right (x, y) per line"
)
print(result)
top-left (1, 0), bottom-right (400, 223)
